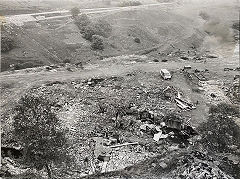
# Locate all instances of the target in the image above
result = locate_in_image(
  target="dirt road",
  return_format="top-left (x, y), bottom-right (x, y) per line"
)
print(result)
top-left (4, 3), bottom-right (173, 26)
top-left (1, 43), bottom-right (238, 125)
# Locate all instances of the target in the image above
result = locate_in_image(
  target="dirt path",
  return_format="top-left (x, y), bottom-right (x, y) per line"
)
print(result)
top-left (1, 46), bottom-right (238, 122)
top-left (4, 3), bottom-right (173, 25)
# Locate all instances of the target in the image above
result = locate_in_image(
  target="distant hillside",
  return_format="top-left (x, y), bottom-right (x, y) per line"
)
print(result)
top-left (1, 6), bottom-right (210, 71)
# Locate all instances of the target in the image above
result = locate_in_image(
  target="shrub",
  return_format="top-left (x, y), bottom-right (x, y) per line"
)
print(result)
top-left (91, 35), bottom-right (104, 50)
top-left (81, 24), bottom-right (97, 41)
top-left (209, 103), bottom-right (240, 117)
top-left (13, 95), bottom-right (69, 179)
top-left (13, 63), bottom-right (21, 70)
top-left (232, 21), bottom-right (239, 31)
top-left (199, 103), bottom-right (240, 153)
top-left (74, 14), bottom-right (91, 33)
top-left (63, 58), bottom-right (71, 63)
top-left (74, 14), bottom-right (112, 41)
top-left (1, 35), bottom-right (14, 52)
top-left (134, 37), bottom-right (141, 43)
top-left (119, 1), bottom-right (142, 7)
top-left (71, 7), bottom-right (80, 18)
top-left (93, 19), bottom-right (112, 38)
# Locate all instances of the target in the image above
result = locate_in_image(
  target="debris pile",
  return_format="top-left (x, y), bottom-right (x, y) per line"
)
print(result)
top-left (162, 86), bottom-right (178, 102)
top-left (167, 49), bottom-right (216, 63)
top-left (138, 112), bottom-right (198, 146)
top-left (175, 92), bottom-right (196, 110)
top-left (169, 151), bottom-right (234, 179)
top-left (2, 72), bottom-right (203, 178)
top-left (184, 69), bottom-right (209, 86)
top-left (0, 157), bottom-right (35, 178)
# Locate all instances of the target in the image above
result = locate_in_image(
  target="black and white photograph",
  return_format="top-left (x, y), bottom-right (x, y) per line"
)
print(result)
top-left (0, 0), bottom-right (239, 178)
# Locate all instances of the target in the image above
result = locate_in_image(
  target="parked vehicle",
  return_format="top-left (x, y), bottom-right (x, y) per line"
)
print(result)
top-left (160, 69), bottom-right (172, 80)
top-left (184, 65), bottom-right (192, 70)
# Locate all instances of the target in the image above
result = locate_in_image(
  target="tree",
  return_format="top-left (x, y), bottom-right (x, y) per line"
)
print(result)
top-left (74, 14), bottom-right (112, 41)
top-left (13, 95), bottom-right (68, 179)
top-left (199, 103), bottom-right (240, 153)
top-left (71, 7), bottom-right (80, 18)
top-left (93, 19), bottom-right (112, 38)
top-left (82, 24), bottom-right (96, 41)
top-left (91, 35), bottom-right (104, 50)
top-left (119, 1), bottom-right (142, 7)
top-left (74, 14), bottom-right (91, 33)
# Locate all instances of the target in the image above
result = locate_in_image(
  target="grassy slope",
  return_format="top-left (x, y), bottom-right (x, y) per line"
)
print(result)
top-left (1, 7), bottom-right (206, 71)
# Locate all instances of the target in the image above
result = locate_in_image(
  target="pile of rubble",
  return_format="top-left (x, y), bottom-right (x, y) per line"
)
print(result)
top-left (2, 72), bottom-right (202, 178)
top-left (169, 151), bottom-right (234, 179)
top-left (183, 69), bottom-right (209, 86)
top-left (167, 48), bottom-right (218, 63)
top-left (139, 112), bottom-right (197, 146)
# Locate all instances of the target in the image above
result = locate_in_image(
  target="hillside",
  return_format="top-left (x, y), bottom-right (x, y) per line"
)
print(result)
top-left (1, 5), bottom-right (207, 72)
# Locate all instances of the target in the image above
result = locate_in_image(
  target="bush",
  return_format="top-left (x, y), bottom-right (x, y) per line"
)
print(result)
top-left (81, 19), bottom-right (112, 40)
top-left (119, 1), bottom-right (142, 7)
top-left (93, 19), bottom-right (112, 38)
top-left (134, 37), bottom-right (141, 43)
top-left (199, 115), bottom-right (240, 153)
top-left (1, 35), bottom-right (14, 52)
top-left (82, 24), bottom-right (96, 41)
top-left (199, 103), bottom-right (240, 153)
top-left (63, 58), bottom-right (71, 63)
top-left (232, 21), bottom-right (239, 31)
top-left (13, 95), bottom-right (69, 179)
top-left (74, 14), bottom-right (91, 33)
top-left (209, 103), bottom-right (240, 117)
top-left (91, 35), bottom-right (104, 50)
top-left (12, 63), bottom-right (21, 70)
top-left (74, 14), bottom-right (112, 41)
top-left (71, 7), bottom-right (80, 18)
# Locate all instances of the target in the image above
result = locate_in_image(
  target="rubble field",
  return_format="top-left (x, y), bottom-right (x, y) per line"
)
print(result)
top-left (1, 67), bottom-right (240, 178)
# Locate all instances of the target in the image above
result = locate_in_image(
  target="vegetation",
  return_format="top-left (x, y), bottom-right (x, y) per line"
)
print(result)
top-left (1, 35), bottom-right (15, 52)
top-left (82, 24), bottom-right (97, 41)
top-left (70, 7), bottom-right (80, 18)
top-left (119, 1), bottom-right (142, 7)
top-left (74, 14), bottom-right (91, 33)
top-left (199, 103), bottom-right (240, 153)
top-left (232, 21), bottom-right (239, 31)
top-left (63, 58), bottom-right (71, 63)
top-left (91, 35), bottom-right (104, 50)
top-left (93, 19), bottom-right (113, 38)
top-left (208, 103), bottom-right (240, 117)
top-left (74, 13), bottom-right (112, 50)
top-left (13, 95), bottom-right (69, 179)
top-left (134, 37), bottom-right (141, 43)
top-left (78, 17), bottom-right (112, 41)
